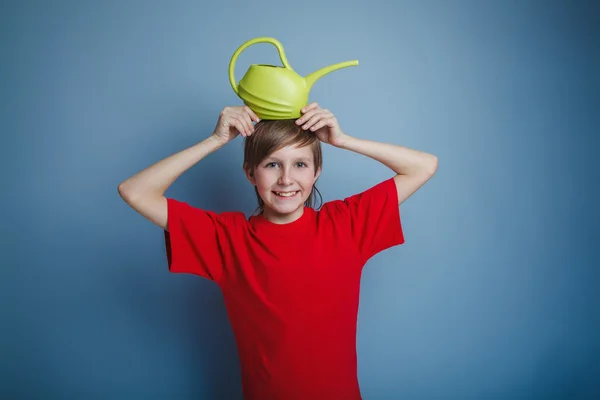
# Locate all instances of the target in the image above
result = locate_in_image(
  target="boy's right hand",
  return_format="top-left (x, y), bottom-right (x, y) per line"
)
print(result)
top-left (212, 106), bottom-right (260, 144)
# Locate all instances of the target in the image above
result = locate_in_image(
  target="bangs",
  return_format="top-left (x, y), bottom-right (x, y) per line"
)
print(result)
top-left (244, 120), bottom-right (319, 166)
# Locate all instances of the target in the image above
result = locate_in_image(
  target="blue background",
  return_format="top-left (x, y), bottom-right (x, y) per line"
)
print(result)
top-left (1, 0), bottom-right (598, 398)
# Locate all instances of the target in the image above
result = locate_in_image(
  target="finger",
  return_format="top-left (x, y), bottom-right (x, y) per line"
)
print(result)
top-left (233, 119), bottom-right (247, 136)
top-left (296, 108), bottom-right (321, 125)
top-left (310, 117), bottom-right (335, 132)
top-left (240, 112), bottom-right (254, 134)
top-left (235, 115), bottom-right (252, 135)
top-left (302, 111), bottom-right (327, 130)
top-left (301, 102), bottom-right (319, 113)
top-left (244, 106), bottom-right (260, 123)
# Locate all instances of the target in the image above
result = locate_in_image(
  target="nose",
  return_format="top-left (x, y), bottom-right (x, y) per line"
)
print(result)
top-left (277, 167), bottom-right (294, 186)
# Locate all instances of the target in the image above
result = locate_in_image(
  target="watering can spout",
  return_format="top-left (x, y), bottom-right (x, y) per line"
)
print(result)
top-left (305, 60), bottom-right (359, 89)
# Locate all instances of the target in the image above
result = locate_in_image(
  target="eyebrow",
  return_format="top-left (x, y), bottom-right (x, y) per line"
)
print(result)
top-left (266, 156), bottom-right (312, 163)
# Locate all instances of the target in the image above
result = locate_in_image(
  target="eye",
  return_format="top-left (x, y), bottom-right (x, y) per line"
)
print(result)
top-left (297, 162), bottom-right (307, 167)
top-left (265, 162), bottom-right (278, 168)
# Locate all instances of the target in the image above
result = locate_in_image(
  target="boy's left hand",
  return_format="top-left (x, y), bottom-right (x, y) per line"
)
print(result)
top-left (296, 103), bottom-right (348, 147)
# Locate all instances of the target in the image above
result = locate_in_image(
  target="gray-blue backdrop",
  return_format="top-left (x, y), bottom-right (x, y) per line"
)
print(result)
top-left (2, 0), bottom-right (598, 399)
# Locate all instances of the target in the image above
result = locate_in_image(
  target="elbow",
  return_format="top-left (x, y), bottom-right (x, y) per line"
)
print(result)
top-left (416, 154), bottom-right (438, 178)
top-left (118, 181), bottom-right (134, 202)
top-left (428, 155), bottom-right (438, 176)
top-left (118, 181), bottom-right (163, 204)
top-left (117, 183), bottom-right (128, 200)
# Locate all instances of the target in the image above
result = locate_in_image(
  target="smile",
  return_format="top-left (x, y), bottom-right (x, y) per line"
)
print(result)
top-left (273, 191), bottom-right (299, 198)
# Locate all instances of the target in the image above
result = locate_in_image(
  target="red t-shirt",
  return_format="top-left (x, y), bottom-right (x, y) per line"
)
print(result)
top-left (164, 178), bottom-right (404, 399)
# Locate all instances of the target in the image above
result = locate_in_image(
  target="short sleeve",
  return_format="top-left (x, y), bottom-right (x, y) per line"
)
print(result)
top-left (163, 198), bottom-right (226, 282)
top-left (337, 178), bottom-right (404, 260)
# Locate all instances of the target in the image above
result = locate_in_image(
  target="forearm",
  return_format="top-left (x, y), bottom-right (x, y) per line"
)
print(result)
top-left (118, 135), bottom-right (226, 200)
top-left (336, 134), bottom-right (437, 176)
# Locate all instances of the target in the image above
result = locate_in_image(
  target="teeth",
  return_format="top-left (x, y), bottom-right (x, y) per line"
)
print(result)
top-left (275, 191), bottom-right (297, 197)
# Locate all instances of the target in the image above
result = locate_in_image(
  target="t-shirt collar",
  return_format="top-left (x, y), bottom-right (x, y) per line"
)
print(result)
top-left (251, 207), bottom-right (314, 235)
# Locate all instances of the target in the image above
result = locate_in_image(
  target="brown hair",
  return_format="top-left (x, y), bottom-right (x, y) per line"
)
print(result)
top-left (243, 120), bottom-right (323, 215)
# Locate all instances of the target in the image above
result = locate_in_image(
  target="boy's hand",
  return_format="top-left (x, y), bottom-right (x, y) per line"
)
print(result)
top-left (212, 106), bottom-right (260, 144)
top-left (295, 103), bottom-right (349, 147)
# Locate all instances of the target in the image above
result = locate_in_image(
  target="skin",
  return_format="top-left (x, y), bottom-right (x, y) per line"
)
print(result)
top-left (117, 103), bottom-right (437, 231)
top-left (245, 144), bottom-right (322, 224)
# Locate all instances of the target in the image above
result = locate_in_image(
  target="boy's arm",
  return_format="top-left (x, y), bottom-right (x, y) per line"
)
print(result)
top-left (296, 102), bottom-right (437, 205)
top-left (335, 135), bottom-right (438, 205)
top-left (118, 106), bottom-right (259, 230)
top-left (118, 136), bottom-right (227, 230)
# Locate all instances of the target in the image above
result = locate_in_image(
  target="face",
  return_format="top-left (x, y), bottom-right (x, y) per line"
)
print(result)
top-left (247, 144), bottom-right (321, 224)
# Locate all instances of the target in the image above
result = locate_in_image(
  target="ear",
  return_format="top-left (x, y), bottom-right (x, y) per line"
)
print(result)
top-left (314, 166), bottom-right (322, 183)
top-left (244, 163), bottom-right (256, 185)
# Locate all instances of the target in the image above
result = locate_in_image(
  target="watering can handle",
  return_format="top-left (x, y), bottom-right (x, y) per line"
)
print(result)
top-left (229, 37), bottom-right (292, 95)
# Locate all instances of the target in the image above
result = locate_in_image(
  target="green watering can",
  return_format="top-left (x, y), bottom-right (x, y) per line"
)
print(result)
top-left (229, 37), bottom-right (358, 120)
